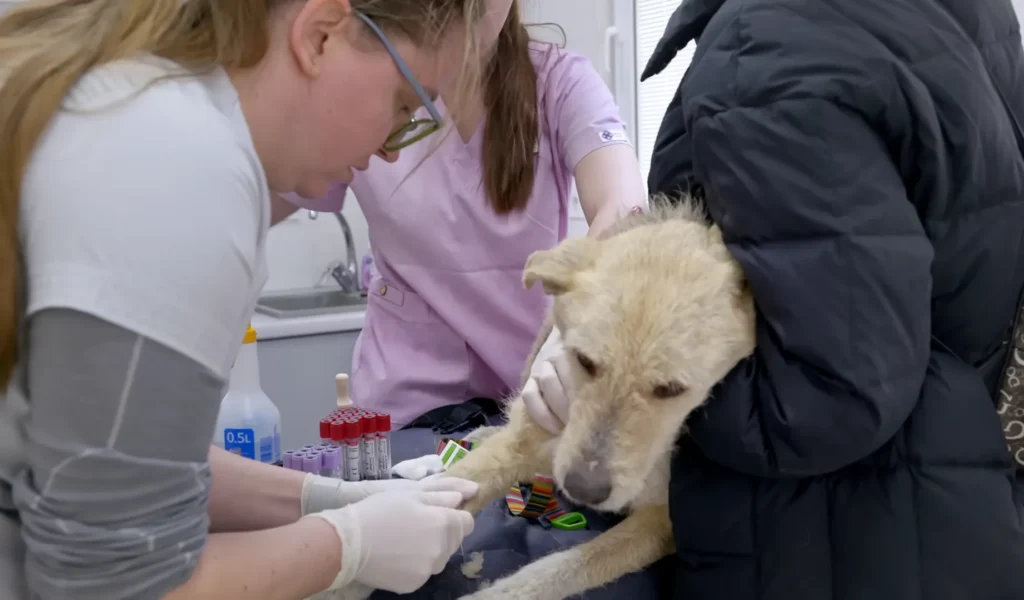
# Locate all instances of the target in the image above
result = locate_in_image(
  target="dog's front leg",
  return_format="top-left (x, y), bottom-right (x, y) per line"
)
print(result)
top-left (457, 504), bottom-right (673, 600)
top-left (443, 400), bottom-right (553, 515)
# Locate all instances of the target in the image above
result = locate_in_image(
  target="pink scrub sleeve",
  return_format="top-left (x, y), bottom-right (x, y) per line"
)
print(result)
top-left (545, 51), bottom-right (633, 172)
top-left (279, 183), bottom-right (349, 212)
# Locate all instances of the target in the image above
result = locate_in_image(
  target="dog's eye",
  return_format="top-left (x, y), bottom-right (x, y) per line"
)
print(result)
top-left (575, 352), bottom-right (597, 376)
top-left (652, 381), bottom-right (687, 399)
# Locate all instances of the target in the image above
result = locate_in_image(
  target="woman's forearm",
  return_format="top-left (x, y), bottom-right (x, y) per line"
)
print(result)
top-left (165, 517), bottom-right (341, 600)
top-left (574, 144), bottom-right (648, 238)
top-left (208, 445), bottom-right (306, 532)
top-left (586, 202), bottom-right (624, 237)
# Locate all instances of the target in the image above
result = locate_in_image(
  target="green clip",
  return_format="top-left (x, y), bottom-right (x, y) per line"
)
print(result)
top-left (550, 512), bottom-right (588, 531)
top-left (440, 440), bottom-right (470, 468)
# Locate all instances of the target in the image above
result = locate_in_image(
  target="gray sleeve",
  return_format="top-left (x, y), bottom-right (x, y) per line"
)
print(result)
top-left (11, 309), bottom-right (226, 600)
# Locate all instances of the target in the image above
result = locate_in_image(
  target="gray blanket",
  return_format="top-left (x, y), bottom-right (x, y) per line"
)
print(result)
top-left (370, 429), bottom-right (667, 600)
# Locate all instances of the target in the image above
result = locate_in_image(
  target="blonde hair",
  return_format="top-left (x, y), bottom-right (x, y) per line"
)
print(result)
top-left (0, 0), bottom-right (486, 386)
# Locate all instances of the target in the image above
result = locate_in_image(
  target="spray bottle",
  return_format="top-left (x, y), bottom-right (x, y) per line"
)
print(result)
top-left (213, 324), bottom-right (282, 465)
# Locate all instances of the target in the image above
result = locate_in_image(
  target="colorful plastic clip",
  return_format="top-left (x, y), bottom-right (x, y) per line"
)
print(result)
top-left (550, 511), bottom-right (588, 531)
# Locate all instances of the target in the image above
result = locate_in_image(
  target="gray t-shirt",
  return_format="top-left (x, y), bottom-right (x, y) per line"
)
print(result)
top-left (0, 53), bottom-right (269, 598)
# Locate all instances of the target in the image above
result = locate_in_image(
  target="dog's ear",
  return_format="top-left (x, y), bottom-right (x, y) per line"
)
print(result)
top-left (523, 237), bottom-right (599, 295)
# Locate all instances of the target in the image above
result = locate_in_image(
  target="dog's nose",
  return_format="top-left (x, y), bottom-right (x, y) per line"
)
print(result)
top-left (563, 460), bottom-right (612, 506)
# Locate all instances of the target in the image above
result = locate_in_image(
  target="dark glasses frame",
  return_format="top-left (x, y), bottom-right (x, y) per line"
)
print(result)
top-left (355, 11), bottom-right (444, 152)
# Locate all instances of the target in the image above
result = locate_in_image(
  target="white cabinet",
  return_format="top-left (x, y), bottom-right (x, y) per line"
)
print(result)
top-left (256, 330), bottom-right (361, 451)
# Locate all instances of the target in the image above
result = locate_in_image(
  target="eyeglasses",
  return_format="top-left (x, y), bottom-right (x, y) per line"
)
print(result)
top-left (355, 12), bottom-right (443, 153)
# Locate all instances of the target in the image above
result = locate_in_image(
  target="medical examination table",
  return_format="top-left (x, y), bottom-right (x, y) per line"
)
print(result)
top-left (368, 427), bottom-right (671, 600)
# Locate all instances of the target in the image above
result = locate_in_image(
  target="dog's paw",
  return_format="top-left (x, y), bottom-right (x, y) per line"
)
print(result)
top-left (456, 579), bottom-right (519, 600)
top-left (456, 566), bottom-right (557, 600)
top-left (458, 547), bottom-right (579, 600)
top-left (458, 493), bottom-right (493, 515)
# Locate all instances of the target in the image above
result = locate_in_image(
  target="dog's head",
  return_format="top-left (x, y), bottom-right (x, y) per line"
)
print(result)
top-left (522, 199), bottom-right (756, 512)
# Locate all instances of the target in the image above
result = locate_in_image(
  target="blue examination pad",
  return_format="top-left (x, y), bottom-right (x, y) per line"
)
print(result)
top-left (370, 428), bottom-right (669, 599)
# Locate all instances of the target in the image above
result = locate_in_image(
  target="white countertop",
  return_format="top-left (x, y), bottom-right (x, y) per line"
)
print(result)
top-left (251, 309), bottom-right (366, 340)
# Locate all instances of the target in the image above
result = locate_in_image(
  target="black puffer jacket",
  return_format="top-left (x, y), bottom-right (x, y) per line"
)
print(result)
top-left (644, 1), bottom-right (1024, 598)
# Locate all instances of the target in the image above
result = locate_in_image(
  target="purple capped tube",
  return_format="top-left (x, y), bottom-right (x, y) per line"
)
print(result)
top-left (321, 448), bottom-right (342, 478)
top-left (302, 451), bottom-right (322, 475)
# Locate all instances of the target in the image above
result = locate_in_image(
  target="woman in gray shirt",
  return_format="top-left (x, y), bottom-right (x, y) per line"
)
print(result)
top-left (0, 0), bottom-right (509, 597)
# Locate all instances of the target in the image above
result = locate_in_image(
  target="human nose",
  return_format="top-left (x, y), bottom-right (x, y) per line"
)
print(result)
top-left (376, 147), bottom-right (400, 163)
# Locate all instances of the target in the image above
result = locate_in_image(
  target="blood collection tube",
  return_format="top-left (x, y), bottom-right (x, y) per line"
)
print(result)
top-left (330, 419), bottom-right (346, 449)
top-left (321, 447), bottom-right (342, 478)
top-left (282, 450), bottom-right (297, 470)
top-left (375, 413), bottom-right (392, 479)
top-left (360, 413), bottom-right (379, 480)
top-left (319, 419), bottom-right (332, 444)
top-left (343, 419), bottom-right (362, 481)
top-left (302, 451), bottom-right (322, 475)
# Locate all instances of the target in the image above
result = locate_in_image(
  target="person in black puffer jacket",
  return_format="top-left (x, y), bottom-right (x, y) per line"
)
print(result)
top-left (642, 1), bottom-right (1024, 599)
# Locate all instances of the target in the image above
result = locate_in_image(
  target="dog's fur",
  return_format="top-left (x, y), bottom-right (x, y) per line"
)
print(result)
top-left (446, 197), bottom-right (757, 600)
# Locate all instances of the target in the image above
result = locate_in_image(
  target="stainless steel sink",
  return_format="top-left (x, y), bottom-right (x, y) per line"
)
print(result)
top-left (255, 288), bottom-right (368, 318)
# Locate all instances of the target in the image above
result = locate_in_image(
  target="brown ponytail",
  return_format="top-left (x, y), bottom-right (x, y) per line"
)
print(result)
top-left (0, 0), bottom-right (486, 386)
top-left (481, 0), bottom-right (538, 215)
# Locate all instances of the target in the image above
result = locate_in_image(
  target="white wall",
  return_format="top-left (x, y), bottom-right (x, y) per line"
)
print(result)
top-left (264, 193), bottom-right (369, 291)
top-left (262, 0), bottom-right (614, 291)
top-left (522, 0), bottom-right (616, 239)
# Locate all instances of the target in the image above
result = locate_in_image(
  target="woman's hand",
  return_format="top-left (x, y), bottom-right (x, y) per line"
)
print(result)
top-left (301, 472), bottom-right (478, 514)
top-left (307, 477), bottom-right (478, 593)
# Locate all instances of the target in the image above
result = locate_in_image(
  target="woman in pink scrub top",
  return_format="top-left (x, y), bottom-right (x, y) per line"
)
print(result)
top-left (282, 1), bottom-right (646, 428)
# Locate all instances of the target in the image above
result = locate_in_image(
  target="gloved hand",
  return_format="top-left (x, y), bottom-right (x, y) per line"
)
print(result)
top-left (301, 473), bottom-right (428, 515)
top-left (521, 326), bottom-right (573, 435)
top-left (307, 476), bottom-right (478, 594)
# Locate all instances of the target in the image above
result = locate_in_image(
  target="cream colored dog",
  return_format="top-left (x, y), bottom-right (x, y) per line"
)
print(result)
top-left (445, 197), bottom-right (757, 600)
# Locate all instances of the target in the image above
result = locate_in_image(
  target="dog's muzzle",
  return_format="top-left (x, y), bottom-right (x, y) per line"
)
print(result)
top-left (563, 456), bottom-right (612, 506)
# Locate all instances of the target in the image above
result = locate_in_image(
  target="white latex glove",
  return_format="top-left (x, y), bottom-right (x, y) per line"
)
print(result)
top-left (302, 473), bottom-right (435, 515)
top-left (521, 326), bottom-right (573, 435)
top-left (307, 477), bottom-right (478, 594)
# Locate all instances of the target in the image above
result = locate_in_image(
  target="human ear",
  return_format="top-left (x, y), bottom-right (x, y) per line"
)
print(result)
top-left (289, 0), bottom-right (352, 78)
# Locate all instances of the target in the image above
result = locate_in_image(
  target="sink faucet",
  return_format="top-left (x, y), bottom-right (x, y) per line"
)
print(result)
top-left (309, 210), bottom-right (360, 293)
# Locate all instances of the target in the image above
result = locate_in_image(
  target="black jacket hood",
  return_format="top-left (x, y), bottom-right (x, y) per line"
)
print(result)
top-left (640, 0), bottom-right (725, 81)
